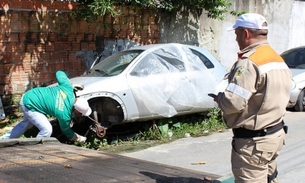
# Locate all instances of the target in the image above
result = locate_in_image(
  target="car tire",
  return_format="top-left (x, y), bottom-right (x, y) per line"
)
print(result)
top-left (295, 89), bottom-right (305, 111)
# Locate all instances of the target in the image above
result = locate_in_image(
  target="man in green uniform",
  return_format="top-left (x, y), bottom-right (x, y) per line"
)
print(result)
top-left (0, 70), bottom-right (91, 144)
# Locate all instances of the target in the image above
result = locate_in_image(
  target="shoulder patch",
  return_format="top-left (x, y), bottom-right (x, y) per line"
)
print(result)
top-left (234, 66), bottom-right (247, 78)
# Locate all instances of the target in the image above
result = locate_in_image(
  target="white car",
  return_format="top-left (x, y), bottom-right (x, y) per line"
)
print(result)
top-left (70, 43), bottom-right (228, 136)
top-left (281, 46), bottom-right (305, 111)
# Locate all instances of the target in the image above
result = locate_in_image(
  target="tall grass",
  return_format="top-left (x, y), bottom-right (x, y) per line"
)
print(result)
top-left (84, 108), bottom-right (228, 153)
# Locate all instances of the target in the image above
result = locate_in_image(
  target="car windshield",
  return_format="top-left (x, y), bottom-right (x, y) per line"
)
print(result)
top-left (282, 48), bottom-right (305, 69)
top-left (87, 50), bottom-right (143, 76)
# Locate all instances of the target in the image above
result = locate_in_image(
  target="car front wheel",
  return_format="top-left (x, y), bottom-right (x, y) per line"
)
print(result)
top-left (295, 89), bottom-right (305, 111)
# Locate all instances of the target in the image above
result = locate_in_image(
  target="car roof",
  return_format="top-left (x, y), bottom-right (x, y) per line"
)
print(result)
top-left (127, 43), bottom-right (214, 59)
top-left (281, 46), bottom-right (305, 54)
top-left (128, 43), bottom-right (205, 52)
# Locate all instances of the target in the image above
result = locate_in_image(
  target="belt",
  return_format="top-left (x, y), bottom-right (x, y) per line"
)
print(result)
top-left (233, 121), bottom-right (285, 138)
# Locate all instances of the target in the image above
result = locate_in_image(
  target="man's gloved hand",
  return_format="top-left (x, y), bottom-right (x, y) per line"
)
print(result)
top-left (72, 84), bottom-right (84, 91)
top-left (70, 133), bottom-right (87, 145)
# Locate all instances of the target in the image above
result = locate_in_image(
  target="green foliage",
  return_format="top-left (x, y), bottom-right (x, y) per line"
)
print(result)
top-left (73, 0), bottom-right (234, 22)
top-left (72, 0), bottom-right (118, 22)
top-left (230, 10), bottom-right (249, 17)
top-left (83, 107), bottom-right (228, 153)
top-left (79, 137), bottom-right (108, 149)
top-left (202, 107), bottom-right (226, 130)
top-left (155, 107), bottom-right (227, 138)
top-left (139, 127), bottom-right (163, 141)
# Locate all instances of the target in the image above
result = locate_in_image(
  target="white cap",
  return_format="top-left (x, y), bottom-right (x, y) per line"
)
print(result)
top-left (74, 98), bottom-right (92, 116)
top-left (226, 13), bottom-right (268, 31)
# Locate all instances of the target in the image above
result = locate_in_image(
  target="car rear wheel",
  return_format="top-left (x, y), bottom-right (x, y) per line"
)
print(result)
top-left (295, 89), bottom-right (305, 111)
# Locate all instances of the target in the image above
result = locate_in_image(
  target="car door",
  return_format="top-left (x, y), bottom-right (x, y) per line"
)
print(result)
top-left (126, 47), bottom-right (194, 118)
top-left (187, 48), bottom-right (227, 110)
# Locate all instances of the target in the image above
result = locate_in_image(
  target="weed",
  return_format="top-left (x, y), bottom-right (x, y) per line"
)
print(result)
top-left (82, 108), bottom-right (228, 153)
top-left (202, 107), bottom-right (227, 130)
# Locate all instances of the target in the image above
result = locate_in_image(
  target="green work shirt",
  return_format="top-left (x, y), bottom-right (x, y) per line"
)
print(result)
top-left (23, 70), bottom-right (76, 139)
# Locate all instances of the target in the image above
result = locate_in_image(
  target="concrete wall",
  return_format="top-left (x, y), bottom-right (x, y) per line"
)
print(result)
top-left (159, 0), bottom-right (305, 70)
top-left (289, 1), bottom-right (305, 49)
top-left (215, 0), bottom-right (292, 69)
top-left (199, 0), bottom-right (305, 70)
top-left (159, 8), bottom-right (200, 46)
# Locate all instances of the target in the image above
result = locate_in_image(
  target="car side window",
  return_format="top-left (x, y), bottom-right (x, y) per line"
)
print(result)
top-left (283, 49), bottom-right (305, 68)
top-left (190, 49), bottom-right (215, 69)
top-left (155, 53), bottom-right (186, 72)
top-left (282, 52), bottom-right (297, 67)
top-left (295, 50), bottom-right (305, 67)
top-left (130, 50), bottom-right (186, 77)
top-left (130, 57), bottom-right (163, 77)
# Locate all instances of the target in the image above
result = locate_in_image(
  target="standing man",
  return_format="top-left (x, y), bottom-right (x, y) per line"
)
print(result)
top-left (0, 70), bottom-right (91, 144)
top-left (214, 13), bottom-right (291, 183)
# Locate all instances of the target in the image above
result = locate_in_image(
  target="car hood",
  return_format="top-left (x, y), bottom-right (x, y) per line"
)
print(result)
top-left (70, 76), bottom-right (127, 96)
top-left (290, 69), bottom-right (305, 82)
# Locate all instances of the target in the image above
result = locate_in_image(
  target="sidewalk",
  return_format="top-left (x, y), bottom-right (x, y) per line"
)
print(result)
top-left (122, 129), bottom-right (234, 182)
top-left (0, 138), bottom-right (222, 183)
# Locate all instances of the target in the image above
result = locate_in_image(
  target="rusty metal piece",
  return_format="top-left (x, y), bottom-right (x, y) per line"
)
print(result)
top-left (89, 122), bottom-right (107, 138)
top-left (95, 124), bottom-right (107, 138)
top-left (86, 111), bottom-right (107, 138)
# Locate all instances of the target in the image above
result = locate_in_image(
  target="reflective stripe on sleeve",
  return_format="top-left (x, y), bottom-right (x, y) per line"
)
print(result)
top-left (259, 62), bottom-right (288, 74)
top-left (226, 83), bottom-right (252, 100)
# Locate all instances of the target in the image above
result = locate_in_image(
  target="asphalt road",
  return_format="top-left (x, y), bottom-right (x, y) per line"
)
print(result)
top-left (122, 111), bottom-right (305, 182)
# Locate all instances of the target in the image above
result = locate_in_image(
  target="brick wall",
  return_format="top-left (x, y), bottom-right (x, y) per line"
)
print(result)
top-left (0, 0), bottom-right (159, 96)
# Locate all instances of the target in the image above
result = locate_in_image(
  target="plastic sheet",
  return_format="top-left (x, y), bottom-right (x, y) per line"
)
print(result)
top-left (127, 44), bottom-right (226, 117)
